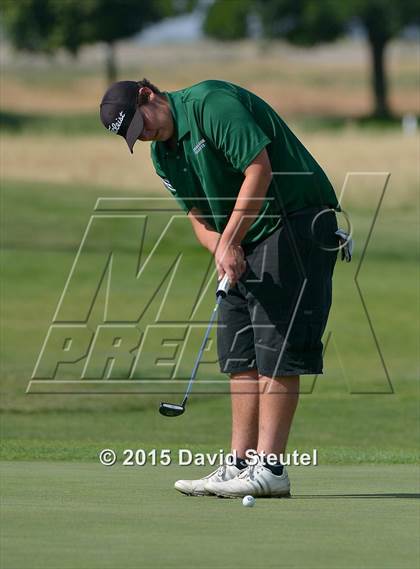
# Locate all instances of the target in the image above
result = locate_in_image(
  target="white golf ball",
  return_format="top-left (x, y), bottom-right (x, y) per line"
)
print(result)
top-left (242, 495), bottom-right (256, 507)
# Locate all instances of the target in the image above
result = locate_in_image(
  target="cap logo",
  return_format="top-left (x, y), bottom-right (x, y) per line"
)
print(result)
top-left (108, 110), bottom-right (126, 134)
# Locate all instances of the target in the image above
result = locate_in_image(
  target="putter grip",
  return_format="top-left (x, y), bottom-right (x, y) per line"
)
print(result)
top-left (216, 274), bottom-right (230, 298)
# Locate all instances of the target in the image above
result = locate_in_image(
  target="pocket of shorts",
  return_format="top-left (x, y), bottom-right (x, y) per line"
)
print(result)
top-left (282, 319), bottom-right (324, 354)
top-left (269, 305), bottom-right (324, 323)
top-left (266, 309), bottom-right (324, 353)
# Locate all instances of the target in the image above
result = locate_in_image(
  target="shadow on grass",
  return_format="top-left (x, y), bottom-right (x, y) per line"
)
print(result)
top-left (293, 493), bottom-right (420, 499)
top-left (288, 113), bottom-right (417, 131)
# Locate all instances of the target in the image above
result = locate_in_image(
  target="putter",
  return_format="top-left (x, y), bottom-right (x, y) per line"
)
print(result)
top-left (159, 274), bottom-right (230, 417)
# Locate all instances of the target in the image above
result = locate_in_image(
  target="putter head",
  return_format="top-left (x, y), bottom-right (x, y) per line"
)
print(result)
top-left (159, 402), bottom-right (185, 417)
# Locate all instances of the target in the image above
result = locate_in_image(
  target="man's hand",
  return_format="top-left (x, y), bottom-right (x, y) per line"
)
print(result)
top-left (215, 239), bottom-right (246, 285)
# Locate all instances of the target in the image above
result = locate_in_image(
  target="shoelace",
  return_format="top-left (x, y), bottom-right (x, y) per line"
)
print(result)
top-left (237, 463), bottom-right (265, 481)
top-left (205, 464), bottom-right (227, 480)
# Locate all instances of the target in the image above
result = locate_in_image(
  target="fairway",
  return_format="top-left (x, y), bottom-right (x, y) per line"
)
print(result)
top-left (1, 165), bottom-right (419, 569)
top-left (1, 462), bottom-right (419, 569)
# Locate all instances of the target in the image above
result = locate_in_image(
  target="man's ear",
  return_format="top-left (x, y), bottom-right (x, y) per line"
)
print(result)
top-left (138, 86), bottom-right (152, 104)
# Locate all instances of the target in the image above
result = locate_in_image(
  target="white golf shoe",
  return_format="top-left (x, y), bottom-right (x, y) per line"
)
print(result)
top-left (174, 464), bottom-right (242, 496)
top-left (205, 462), bottom-right (291, 498)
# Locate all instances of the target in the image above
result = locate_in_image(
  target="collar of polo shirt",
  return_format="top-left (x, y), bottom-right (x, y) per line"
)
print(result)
top-left (165, 91), bottom-right (190, 142)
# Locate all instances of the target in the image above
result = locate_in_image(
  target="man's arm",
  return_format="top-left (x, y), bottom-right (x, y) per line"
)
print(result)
top-left (215, 148), bottom-right (272, 282)
top-left (187, 208), bottom-right (220, 254)
top-left (187, 148), bottom-right (272, 285)
top-left (220, 147), bottom-right (272, 246)
top-left (196, 90), bottom-right (274, 284)
top-left (188, 208), bottom-right (247, 283)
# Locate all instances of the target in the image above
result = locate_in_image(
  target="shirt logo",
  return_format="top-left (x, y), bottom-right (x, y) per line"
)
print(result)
top-left (193, 138), bottom-right (206, 154)
top-left (108, 110), bottom-right (125, 134)
top-left (161, 177), bottom-right (176, 194)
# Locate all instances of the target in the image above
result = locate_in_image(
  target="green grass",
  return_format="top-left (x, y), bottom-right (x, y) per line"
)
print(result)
top-left (1, 178), bottom-right (418, 465)
top-left (1, 401), bottom-right (418, 464)
top-left (1, 175), bottom-right (419, 568)
top-left (1, 136), bottom-right (419, 568)
top-left (1, 109), bottom-right (415, 136)
top-left (1, 462), bottom-right (419, 569)
top-left (0, 110), bottom-right (104, 135)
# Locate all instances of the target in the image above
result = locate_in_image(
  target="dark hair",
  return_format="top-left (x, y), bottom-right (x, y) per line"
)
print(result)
top-left (137, 78), bottom-right (162, 105)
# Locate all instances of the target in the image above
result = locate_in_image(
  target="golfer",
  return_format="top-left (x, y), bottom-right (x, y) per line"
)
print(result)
top-left (100, 79), bottom-right (341, 498)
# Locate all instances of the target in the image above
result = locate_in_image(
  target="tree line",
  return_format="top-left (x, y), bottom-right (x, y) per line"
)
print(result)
top-left (1, 0), bottom-right (418, 118)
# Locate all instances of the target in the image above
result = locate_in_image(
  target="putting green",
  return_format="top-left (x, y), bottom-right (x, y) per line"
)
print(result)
top-left (1, 462), bottom-right (418, 569)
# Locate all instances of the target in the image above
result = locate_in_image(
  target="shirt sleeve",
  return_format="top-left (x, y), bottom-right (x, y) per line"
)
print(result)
top-left (198, 91), bottom-right (271, 172)
top-left (151, 150), bottom-right (190, 213)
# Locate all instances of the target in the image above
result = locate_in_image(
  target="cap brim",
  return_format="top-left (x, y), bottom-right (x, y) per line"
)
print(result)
top-left (125, 108), bottom-right (144, 154)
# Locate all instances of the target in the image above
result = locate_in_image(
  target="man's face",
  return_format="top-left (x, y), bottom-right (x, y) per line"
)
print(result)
top-left (137, 88), bottom-right (174, 142)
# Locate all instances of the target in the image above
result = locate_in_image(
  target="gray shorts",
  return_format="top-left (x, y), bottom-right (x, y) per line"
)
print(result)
top-left (217, 206), bottom-right (339, 377)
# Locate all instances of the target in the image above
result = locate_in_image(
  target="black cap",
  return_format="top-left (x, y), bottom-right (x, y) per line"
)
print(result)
top-left (99, 81), bottom-right (144, 153)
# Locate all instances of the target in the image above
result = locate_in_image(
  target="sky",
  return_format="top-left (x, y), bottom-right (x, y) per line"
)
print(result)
top-left (136, 12), bottom-right (205, 44)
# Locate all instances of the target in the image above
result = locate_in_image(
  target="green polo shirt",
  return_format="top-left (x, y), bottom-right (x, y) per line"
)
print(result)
top-left (151, 80), bottom-right (340, 244)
